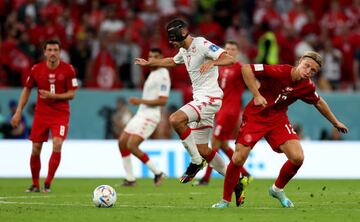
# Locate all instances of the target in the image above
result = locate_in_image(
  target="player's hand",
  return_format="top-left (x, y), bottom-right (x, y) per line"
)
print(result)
top-left (135, 58), bottom-right (149, 66)
top-left (129, 97), bottom-right (141, 105)
top-left (199, 61), bottom-right (214, 74)
top-left (254, 95), bottom-right (267, 107)
top-left (334, 121), bottom-right (348, 133)
top-left (10, 112), bottom-right (21, 128)
top-left (39, 89), bottom-right (53, 99)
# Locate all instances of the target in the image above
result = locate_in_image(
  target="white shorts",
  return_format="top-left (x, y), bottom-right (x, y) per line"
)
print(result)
top-left (124, 114), bottom-right (159, 139)
top-left (180, 96), bottom-right (222, 144)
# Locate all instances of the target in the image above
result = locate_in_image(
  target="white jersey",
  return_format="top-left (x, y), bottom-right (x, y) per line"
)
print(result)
top-left (137, 67), bottom-right (171, 121)
top-left (173, 37), bottom-right (224, 99)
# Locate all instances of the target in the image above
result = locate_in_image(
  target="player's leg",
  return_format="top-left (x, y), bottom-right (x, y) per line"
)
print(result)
top-left (269, 139), bottom-right (303, 208)
top-left (26, 142), bottom-right (43, 192)
top-left (127, 134), bottom-right (165, 186)
top-left (43, 136), bottom-right (64, 192)
top-left (169, 109), bottom-right (203, 165)
top-left (197, 142), bottom-right (226, 177)
top-left (44, 124), bottom-right (68, 192)
top-left (118, 132), bottom-right (136, 186)
top-left (212, 143), bottom-right (251, 208)
top-left (27, 116), bottom-right (48, 192)
top-left (195, 137), bottom-right (222, 185)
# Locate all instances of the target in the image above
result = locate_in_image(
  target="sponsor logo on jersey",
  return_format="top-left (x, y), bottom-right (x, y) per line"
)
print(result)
top-left (209, 44), bottom-right (220, 52)
top-left (72, 78), bottom-right (78, 87)
top-left (254, 64), bottom-right (264, 71)
top-left (160, 84), bottom-right (167, 91)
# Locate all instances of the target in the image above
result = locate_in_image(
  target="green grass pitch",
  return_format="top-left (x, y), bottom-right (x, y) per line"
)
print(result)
top-left (0, 178), bottom-right (359, 222)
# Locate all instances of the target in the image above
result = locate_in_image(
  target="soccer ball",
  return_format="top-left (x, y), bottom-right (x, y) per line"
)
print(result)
top-left (92, 185), bottom-right (117, 208)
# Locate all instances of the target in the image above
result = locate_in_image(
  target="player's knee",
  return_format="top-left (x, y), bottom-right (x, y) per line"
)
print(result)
top-left (52, 139), bottom-right (63, 151)
top-left (32, 144), bottom-right (42, 155)
top-left (291, 154), bottom-right (304, 166)
top-left (232, 153), bottom-right (245, 166)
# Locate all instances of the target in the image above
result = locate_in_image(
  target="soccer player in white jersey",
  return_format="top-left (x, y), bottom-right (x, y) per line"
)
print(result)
top-left (118, 48), bottom-right (170, 186)
top-left (135, 18), bottom-right (236, 183)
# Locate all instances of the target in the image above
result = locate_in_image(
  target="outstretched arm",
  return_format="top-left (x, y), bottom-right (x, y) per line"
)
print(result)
top-left (11, 87), bottom-right (31, 127)
top-left (199, 52), bottom-right (236, 74)
top-left (129, 96), bottom-right (168, 107)
top-left (241, 64), bottom-right (267, 107)
top-left (314, 97), bottom-right (348, 133)
top-left (135, 57), bottom-right (177, 68)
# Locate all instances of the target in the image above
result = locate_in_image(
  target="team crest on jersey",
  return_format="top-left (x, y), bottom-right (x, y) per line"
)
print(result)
top-left (191, 46), bottom-right (196, 53)
top-left (209, 44), bottom-right (220, 52)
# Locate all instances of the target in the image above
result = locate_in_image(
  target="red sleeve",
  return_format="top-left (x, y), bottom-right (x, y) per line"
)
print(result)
top-left (25, 66), bottom-right (36, 89)
top-left (300, 81), bottom-right (320, 104)
top-left (66, 64), bottom-right (78, 90)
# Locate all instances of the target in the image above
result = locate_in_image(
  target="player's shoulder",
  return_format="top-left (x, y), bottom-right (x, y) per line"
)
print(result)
top-left (60, 61), bottom-right (76, 73)
top-left (31, 61), bottom-right (45, 72)
top-left (155, 68), bottom-right (170, 79)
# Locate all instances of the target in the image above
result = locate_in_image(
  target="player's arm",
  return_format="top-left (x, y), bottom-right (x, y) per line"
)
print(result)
top-left (314, 97), bottom-right (348, 133)
top-left (128, 96), bottom-right (168, 107)
top-left (11, 87), bottom-right (31, 127)
top-left (241, 64), bottom-right (267, 107)
top-left (39, 89), bottom-right (75, 100)
top-left (200, 52), bottom-right (236, 74)
top-left (135, 57), bottom-right (177, 68)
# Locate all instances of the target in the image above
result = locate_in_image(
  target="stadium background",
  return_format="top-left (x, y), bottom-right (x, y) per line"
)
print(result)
top-left (0, 0), bottom-right (360, 179)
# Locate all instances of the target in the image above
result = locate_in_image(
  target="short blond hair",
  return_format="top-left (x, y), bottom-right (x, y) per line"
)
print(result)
top-left (301, 51), bottom-right (323, 67)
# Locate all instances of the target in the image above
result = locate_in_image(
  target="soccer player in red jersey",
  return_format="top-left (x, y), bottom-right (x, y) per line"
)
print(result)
top-left (212, 51), bottom-right (348, 208)
top-left (194, 41), bottom-right (251, 188)
top-left (11, 39), bottom-right (78, 193)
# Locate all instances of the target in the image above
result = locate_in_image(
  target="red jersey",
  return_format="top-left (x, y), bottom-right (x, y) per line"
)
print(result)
top-left (218, 62), bottom-right (245, 115)
top-left (25, 61), bottom-right (78, 121)
top-left (243, 64), bottom-right (320, 123)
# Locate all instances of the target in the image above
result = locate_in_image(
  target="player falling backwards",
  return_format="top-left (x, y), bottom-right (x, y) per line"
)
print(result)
top-left (135, 18), bottom-right (236, 183)
top-left (212, 51), bottom-right (348, 208)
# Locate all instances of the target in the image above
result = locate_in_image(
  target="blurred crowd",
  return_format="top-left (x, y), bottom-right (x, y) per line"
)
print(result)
top-left (1, 0), bottom-right (360, 99)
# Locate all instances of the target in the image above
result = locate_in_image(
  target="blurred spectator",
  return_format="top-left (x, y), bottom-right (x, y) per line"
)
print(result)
top-left (255, 22), bottom-right (279, 64)
top-left (294, 33), bottom-right (316, 59)
top-left (293, 122), bottom-right (310, 140)
top-left (319, 38), bottom-right (342, 90)
top-left (196, 10), bottom-right (224, 46)
top-left (111, 98), bottom-right (133, 138)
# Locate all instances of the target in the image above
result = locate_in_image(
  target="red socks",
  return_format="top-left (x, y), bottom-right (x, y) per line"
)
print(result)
top-left (275, 160), bottom-right (302, 189)
top-left (139, 153), bottom-right (150, 164)
top-left (120, 148), bottom-right (131, 157)
top-left (44, 152), bottom-right (61, 186)
top-left (179, 127), bottom-right (191, 140)
top-left (224, 148), bottom-right (234, 159)
top-left (30, 155), bottom-right (41, 187)
top-left (223, 160), bottom-right (242, 202)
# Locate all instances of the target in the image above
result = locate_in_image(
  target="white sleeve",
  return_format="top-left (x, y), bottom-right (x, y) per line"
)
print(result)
top-left (173, 50), bottom-right (184, 64)
top-left (158, 69), bottom-right (171, 97)
top-left (202, 39), bottom-right (225, 60)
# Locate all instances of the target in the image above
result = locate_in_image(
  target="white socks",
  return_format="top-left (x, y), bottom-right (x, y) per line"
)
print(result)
top-left (209, 152), bottom-right (226, 176)
top-left (122, 156), bottom-right (136, 181)
top-left (272, 184), bottom-right (283, 192)
top-left (146, 160), bottom-right (161, 175)
top-left (182, 133), bottom-right (203, 164)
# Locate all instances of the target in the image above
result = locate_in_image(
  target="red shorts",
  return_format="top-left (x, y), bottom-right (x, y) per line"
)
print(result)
top-left (29, 115), bottom-right (69, 142)
top-left (213, 113), bottom-right (240, 140)
top-left (235, 116), bottom-right (298, 152)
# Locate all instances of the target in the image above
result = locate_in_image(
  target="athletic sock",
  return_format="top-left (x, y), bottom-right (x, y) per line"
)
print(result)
top-left (275, 160), bottom-right (302, 189)
top-left (224, 148), bottom-right (234, 159)
top-left (179, 127), bottom-right (202, 164)
top-left (207, 151), bottom-right (226, 176)
top-left (223, 160), bottom-right (242, 202)
top-left (121, 151), bottom-right (135, 181)
top-left (44, 151), bottom-right (61, 186)
top-left (30, 155), bottom-right (41, 187)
